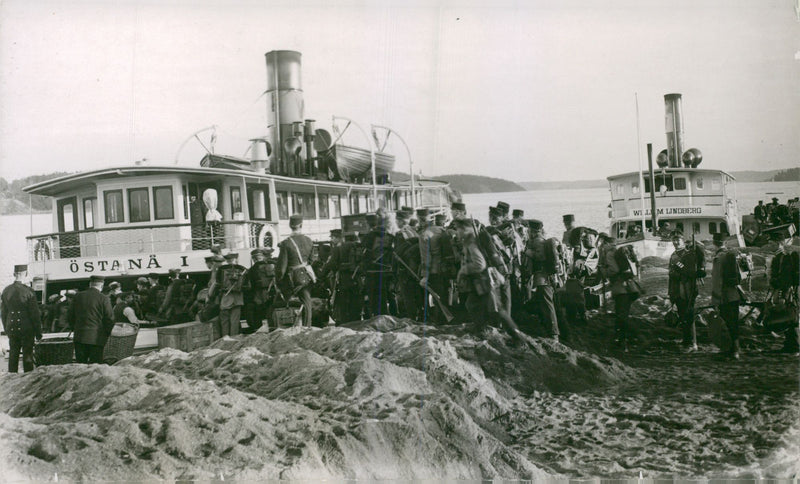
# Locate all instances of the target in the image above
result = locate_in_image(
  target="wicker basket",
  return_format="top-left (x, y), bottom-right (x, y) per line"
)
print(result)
top-left (34, 337), bottom-right (75, 366)
top-left (103, 322), bottom-right (139, 364)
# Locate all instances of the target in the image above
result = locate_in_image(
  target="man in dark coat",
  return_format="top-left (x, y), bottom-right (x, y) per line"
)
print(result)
top-left (1, 264), bottom-right (42, 372)
top-left (668, 232), bottom-right (705, 351)
top-left (711, 233), bottom-right (743, 359)
top-left (277, 214), bottom-right (314, 326)
top-left (69, 275), bottom-right (114, 364)
top-left (244, 248), bottom-right (276, 332)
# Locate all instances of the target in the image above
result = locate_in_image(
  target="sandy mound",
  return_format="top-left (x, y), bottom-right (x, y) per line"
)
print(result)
top-left (1, 317), bottom-right (633, 481)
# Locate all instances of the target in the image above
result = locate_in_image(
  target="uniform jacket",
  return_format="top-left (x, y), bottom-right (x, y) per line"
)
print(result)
top-left (711, 248), bottom-right (741, 305)
top-left (770, 251), bottom-right (799, 291)
top-left (212, 264), bottom-right (247, 309)
top-left (418, 225), bottom-right (445, 275)
top-left (69, 287), bottom-right (114, 346)
top-left (598, 243), bottom-right (638, 296)
top-left (361, 227), bottom-right (394, 273)
top-left (1, 281), bottom-right (42, 337)
top-left (525, 235), bottom-right (560, 287)
top-left (277, 233), bottom-right (314, 280)
top-left (668, 245), bottom-right (703, 301)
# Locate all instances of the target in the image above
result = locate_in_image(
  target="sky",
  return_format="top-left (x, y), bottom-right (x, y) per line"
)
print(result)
top-left (0, 0), bottom-right (798, 183)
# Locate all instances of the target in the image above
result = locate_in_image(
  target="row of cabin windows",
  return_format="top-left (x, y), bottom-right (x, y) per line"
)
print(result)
top-left (104, 186), bottom-right (174, 224)
top-left (618, 220), bottom-right (729, 237)
top-left (616, 175), bottom-right (721, 196)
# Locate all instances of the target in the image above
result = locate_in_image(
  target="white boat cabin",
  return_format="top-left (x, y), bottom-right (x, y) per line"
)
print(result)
top-left (23, 164), bottom-right (449, 291)
top-left (608, 168), bottom-right (740, 241)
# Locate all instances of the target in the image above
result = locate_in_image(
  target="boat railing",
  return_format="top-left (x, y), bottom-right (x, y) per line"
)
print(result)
top-left (26, 221), bottom-right (273, 261)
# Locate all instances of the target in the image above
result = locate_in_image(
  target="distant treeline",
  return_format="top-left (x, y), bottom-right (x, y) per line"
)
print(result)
top-left (769, 167), bottom-right (800, 182)
top-left (430, 174), bottom-right (526, 194)
top-left (0, 172), bottom-right (70, 214)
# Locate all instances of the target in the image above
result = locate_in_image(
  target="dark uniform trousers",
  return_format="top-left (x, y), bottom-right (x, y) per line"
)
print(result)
top-left (533, 285), bottom-right (559, 336)
top-left (613, 293), bottom-right (636, 343)
top-left (719, 301), bottom-right (740, 342)
top-left (675, 296), bottom-right (697, 344)
top-left (366, 272), bottom-right (392, 317)
top-left (74, 343), bottom-right (105, 364)
top-left (8, 335), bottom-right (35, 372)
top-left (465, 288), bottom-right (521, 341)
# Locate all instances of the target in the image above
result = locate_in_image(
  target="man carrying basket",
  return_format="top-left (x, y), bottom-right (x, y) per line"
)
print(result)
top-left (69, 275), bottom-right (114, 364)
top-left (277, 214), bottom-right (315, 327)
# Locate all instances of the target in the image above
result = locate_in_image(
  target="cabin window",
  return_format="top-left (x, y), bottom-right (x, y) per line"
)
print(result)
top-left (674, 178), bottom-right (686, 190)
top-left (276, 191), bottom-right (289, 220)
top-left (247, 186), bottom-right (270, 220)
top-left (153, 186), bottom-right (174, 220)
top-left (182, 185), bottom-right (189, 219)
top-left (696, 177), bottom-right (704, 190)
top-left (128, 188), bottom-right (150, 223)
top-left (644, 175), bottom-right (674, 193)
top-left (229, 187), bottom-right (242, 215)
top-left (615, 184), bottom-right (624, 196)
top-left (720, 222), bottom-right (728, 234)
top-left (631, 181), bottom-right (640, 195)
top-left (693, 222), bottom-right (701, 234)
top-left (318, 193), bottom-right (329, 219)
top-left (104, 190), bottom-right (124, 224)
top-left (83, 198), bottom-right (96, 229)
top-left (329, 195), bottom-right (341, 218)
top-left (709, 222), bottom-right (717, 234)
top-left (293, 193), bottom-right (316, 219)
top-left (350, 194), bottom-right (360, 214)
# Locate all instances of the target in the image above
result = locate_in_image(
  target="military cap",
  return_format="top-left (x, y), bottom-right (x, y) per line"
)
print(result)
top-left (489, 206), bottom-right (502, 216)
top-left (772, 197), bottom-right (779, 202)
top-left (512, 209), bottom-right (524, 217)
top-left (400, 206), bottom-right (414, 213)
top-left (758, 200), bottom-right (763, 203)
top-left (712, 232), bottom-right (727, 244)
top-left (496, 201), bottom-right (510, 214)
top-left (168, 268), bottom-right (181, 277)
top-left (223, 252), bottom-right (239, 260)
top-left (289, 214), bottom-right (303, 227)
top-left (136, 276), bottom-right (149, 285)
top-left (108, 281), bottom-right (122, 289)
top-left (89, 275), bottom-right (105, 284)
top-left (434, 214), bottom-right (447, 224)
top-left (563, 214), bottom-right (575, 223)
top-left (451, 202), bottom-right (466, 212)
top-left (528, 219), bottom-right (543, 230)
top-left (13, 264), bottom-right (27, 273)
top-left (396, 210), bottom-right (410, 220)
top-left (250, 248), bottom-right (264, 257)
top-left (330, 229), bottom-right (343, 238)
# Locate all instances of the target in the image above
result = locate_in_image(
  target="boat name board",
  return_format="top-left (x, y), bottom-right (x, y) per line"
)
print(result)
top-left (630, 206), bottom-right (717, 217)
top-left (65, 254), bottom-right (186, 274)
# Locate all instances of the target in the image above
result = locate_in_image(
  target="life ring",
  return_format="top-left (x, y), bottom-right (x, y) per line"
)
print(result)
top-left (258, 224), bottom-right (277, 253)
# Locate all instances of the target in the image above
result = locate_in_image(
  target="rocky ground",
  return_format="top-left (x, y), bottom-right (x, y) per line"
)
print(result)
top-left (0, 243), bottom-right (797, 481)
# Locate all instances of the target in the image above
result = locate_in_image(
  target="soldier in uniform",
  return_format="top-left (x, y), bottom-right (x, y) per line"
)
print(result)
top-left (512, 209), bottom-right (528, 241)
top-left (277, 214), bottom-right (315, 326)
top-left (146, 272), bottom-right (167, 320)
top-left (1, 264), bottom-right (42, 372)
top-left (391, 210), bottom-right (420, 318)
top-left (323, 232), bottom-right (362, 322)
top-left (754, 200), bottom-right (767, 224)
top-left (711, 232), bottom-right (743, 359)
top-left (245, 248), bottom-right (276, 332)
top-left (495, 201), bottom-right (510, 223)
top-left (598, 234), bottom-right (641, 351)
top-left (361, 212), bottom-right (395, 317)
top-left (69, 275), bottom-right (114, 364)
top-left (562, 214), bottom-right (576, 250)
top-left (450, 202), bottom-right (467, 220)
top-left (667, 232), bottom-right (705, 351)
top-left (210, 252), bottom-right (247, 336)
top-left (417, 208), bottom-right (448, 322)
top-left (770, 239), bottom-right (800, 353)
top-left (524, 220), bottom-right (560, 341)
top-left (159, 268), bottom-right (194, 323)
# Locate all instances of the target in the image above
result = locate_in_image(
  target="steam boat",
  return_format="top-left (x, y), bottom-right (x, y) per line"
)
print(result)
top-left (22, 50), bottom-right (451, 298)
top-left (608, 93), bottom-right (743, 257)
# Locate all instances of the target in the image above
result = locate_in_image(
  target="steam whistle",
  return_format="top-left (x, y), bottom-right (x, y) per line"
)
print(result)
top-left (304, 119), bottom-right (316, 176)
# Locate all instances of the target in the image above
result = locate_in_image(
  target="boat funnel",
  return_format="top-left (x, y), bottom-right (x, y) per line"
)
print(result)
top-left (664, 93), bottom-right (684, 168)
top-left (266, 50), bottom-right (304, 176)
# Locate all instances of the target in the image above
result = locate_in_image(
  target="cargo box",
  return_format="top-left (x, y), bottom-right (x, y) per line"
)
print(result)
top-left (157, 321), bottom-right (213, 352)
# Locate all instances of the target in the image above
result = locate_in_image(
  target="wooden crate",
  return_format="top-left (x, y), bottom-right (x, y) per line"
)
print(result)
top-left (157, 321), bottom-right (213, 352)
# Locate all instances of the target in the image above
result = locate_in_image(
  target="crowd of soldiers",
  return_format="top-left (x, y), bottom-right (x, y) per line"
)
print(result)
top-left (753, 197), bottom-right (800, 229)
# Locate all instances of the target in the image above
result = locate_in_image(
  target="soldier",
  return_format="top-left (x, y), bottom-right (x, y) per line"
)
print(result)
top-left (146, 272), bottom-right (166, 320)
top-left (711, 232), bottom-right (743, 359)
top-left (450, 201), bottom-right (467, 221)
top-left (210, 252), bottom-right (247, 336)
top-left (597, 234), bottom-right (641, 351)
top-left (512, 209), bottom-right (529, 241)
top-left (452, 218), bottom-right (523, 343)
top-left (524, 220), bottom-right (561, 341)
top-left (562, 214), bottom-right (576, 247)
top-left (362, 212), bottom-right (395, 317)
top-left (484, 206), bottom-right (513, 315)
top-left (1, 264), bottom-right (42, 372)
top-left (159, 268), bottom-right (194, 323)
top-left (392, 210), bottom-right (420, 318)
top-left (277, 214), bottom-right (315, 326)
top-left (69, 275), bottom-right (114, 364)
top-left (668, 232), bottom-right (705, 351)
top-left (495, 201), bottom-right (510, 222)
top-left (417, 208), bottom-right (448, 322)
top-left (769, 239), bottom-right (799, 353)
top-left (434, 213), bottom-right (447, 228)
top-left (323, 232), bottom-right (363, 322)
top-left (245, 248), bottom-right (276, 332)
top-left (754, 200), bottom-right (767, 224)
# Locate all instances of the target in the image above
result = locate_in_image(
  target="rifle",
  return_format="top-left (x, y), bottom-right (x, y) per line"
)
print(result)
top-left (393, 253), bottom-right (455, 322)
